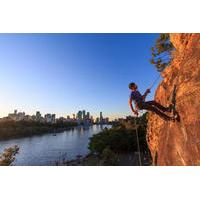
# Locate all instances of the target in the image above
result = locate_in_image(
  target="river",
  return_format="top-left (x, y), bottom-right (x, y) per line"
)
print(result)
top-left (0, 124), bottom-right (112, 166)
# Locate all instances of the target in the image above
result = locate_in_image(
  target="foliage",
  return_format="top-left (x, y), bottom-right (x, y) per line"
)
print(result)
top-left (0, 120), bottom-right (77, 140)
top-left (88, 114), bottom-right (148, 156)
top-left (99, 147), bottom-right (119, 166)
top-left (150, 33), bottom-right (174, 72)
top-left (0, 120), bottom-right (77, 128)
top-left (0, 145), bottom-right (19, 166)
top-left (87, 113), bottom-right (151, 166)
top-left (89, 126), bottom-right (138, 155)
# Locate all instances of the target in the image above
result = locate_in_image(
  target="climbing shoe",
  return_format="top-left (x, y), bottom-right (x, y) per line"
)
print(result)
top-left (170, 112), bottom-right (180, 122)
top-left (173, 112), bottom-right (180, 122)
top-left (166, 104), bottom-right (173, 112)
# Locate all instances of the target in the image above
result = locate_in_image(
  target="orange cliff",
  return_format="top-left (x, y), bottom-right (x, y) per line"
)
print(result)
top-left (147, 33), bottom-right (200, 166)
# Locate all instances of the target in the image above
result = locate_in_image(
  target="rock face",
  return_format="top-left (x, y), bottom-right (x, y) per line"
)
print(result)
top-left (147, 33), bottom-right (200, 166)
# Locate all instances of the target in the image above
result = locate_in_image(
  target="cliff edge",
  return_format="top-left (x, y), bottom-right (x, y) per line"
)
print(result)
top-left (147, 33), bottom-right (200, 166)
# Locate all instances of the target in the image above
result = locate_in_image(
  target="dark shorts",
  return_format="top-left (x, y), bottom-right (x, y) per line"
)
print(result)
top-left (137, 101), bottom-right (146, 110)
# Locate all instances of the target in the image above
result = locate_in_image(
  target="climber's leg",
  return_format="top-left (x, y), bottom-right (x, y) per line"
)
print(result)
top-left (138, 102), bottom-right (172, 121)
top-left (145, 101), bottom-right (171, 112)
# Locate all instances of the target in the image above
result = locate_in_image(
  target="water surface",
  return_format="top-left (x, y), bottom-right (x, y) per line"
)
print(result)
top-left (0, 125), bottom-right (111, 166)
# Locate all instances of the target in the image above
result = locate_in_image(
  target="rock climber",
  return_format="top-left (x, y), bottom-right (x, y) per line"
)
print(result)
top-left (128, 82), bottom-right (174, 121)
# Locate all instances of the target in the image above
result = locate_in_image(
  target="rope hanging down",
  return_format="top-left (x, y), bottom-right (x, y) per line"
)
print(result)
top-left (134, 117), bottom-right (142, 166)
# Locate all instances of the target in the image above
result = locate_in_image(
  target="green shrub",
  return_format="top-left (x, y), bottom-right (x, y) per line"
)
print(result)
top-left (99, 147), bottom-right (119, 166)
top-left (88, 127), bottom-right (138, 155)
top-left (150, 33), bottom-right (174, 72)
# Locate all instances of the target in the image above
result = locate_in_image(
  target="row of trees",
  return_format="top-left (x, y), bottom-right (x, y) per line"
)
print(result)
top-left (0, 120), bottom-right (78, 140)
top-left (0, 120), bottom-right (77, 128)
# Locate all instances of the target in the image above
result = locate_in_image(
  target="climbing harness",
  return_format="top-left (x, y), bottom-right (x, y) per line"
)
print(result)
top-left (134, 116), bottom-right (142, 166)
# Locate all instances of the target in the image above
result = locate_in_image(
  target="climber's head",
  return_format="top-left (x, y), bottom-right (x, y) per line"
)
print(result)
top-left (129, 82), bottom-right (138, 91)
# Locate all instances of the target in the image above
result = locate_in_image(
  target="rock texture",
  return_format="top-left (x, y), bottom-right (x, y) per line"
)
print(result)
top-left (147, 33), bottom-right (200, 166)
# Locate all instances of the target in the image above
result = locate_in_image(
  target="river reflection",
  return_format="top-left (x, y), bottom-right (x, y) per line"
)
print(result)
top-left (0, 125), bottom-right (111, 166)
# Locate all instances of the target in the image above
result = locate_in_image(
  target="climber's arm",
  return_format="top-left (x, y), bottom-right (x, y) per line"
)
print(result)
top-left (129, 99), bottom-right (138, 116)
top-left (142, 88), bottom-right (151, 100)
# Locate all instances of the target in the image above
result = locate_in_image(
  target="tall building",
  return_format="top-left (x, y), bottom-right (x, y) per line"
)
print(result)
top-left (72, 114), bottom-right (76, 120)
top-left (52, 114), bottom-right (56, 124)
top-left (105, 117), bottom-right (109, 123)
top-left (91, 116), bottom-right (94, 123)
top-left (100, 112), bottom-right (103, 123)
top-left (86, 112), bottom-right (90, 119)
top-left (36, 111), bottom-right (41, 121)
top-left (77, 111), bottom-right (82, 120)
top-left (8, 110), bottom-right (25, 121)
top-left (82, 110), bottom-right (86, 120)
top-left (44, 114), bottom-right (52, 123)
top-left (96, 117), bottom-right (100, 124)
top-left (16, 112), bottom-right (25, 121)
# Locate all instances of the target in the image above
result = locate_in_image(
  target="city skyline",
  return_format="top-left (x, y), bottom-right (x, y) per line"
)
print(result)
top-left (1, 109), bottom-right (110, 123)
top-left (0, 33), bottom-right (161, 119)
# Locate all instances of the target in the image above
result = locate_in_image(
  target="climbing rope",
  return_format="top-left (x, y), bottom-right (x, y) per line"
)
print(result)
top-left (134, 116), bottom-right (142, 166)
top-left (149, 74), bottom-right (161, 90)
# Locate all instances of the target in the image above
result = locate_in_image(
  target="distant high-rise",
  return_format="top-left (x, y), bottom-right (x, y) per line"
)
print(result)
top-left (105, 117), bottom-right (109, 123)
top-left (82, 110), bottom-right (86, 120)
top-left (72, 114), bottom-right (76, 120)
top-left (44, 114), bottom-right (52, 123)
top-left (91, 116), bottom-right (94, 123)
top-left (77, 111), bottom-right (82, 120)
top-left (36, 111), bottom-right (41, 121)
top-left (52, 114), bottom-right (56, 124)
top-left (96, 117), bottom-right (100, 124)
top-left (86, 112), bottom-right (90, 119)
top-left (8, 110), bottom-right (25, 121)
top-left (100, 112), bottom-right (103, 123)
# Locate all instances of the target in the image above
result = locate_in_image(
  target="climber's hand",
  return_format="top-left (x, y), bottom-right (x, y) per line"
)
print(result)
top-left (146, 88), bottom-right (151, 94)
top-left (134, 110), bottom-right (139, 116)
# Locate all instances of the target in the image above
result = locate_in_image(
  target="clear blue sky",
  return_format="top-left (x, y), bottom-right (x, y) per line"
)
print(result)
top-left (0, 33), bottom-right (161, 119)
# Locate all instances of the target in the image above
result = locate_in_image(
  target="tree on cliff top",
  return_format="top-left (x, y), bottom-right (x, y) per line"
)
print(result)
top-left (150, 33), bottom-right (174, 72)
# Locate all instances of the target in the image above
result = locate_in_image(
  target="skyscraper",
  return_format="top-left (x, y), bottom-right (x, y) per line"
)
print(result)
top-left (36, 111), bottom-right (41, 121)
top-left (82, 110), bottom-right (86, 120)
top-left (100, 112), bottom-right (103, 123)
top-left (77, 111), bottom-right (82, 120)
top-left (86, 112), bottom-right (90, 119)
top-left (52, 114), bottom-right (56, 124)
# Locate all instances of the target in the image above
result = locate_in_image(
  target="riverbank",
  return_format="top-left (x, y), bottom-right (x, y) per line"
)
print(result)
top-left (0, 120), bottom-right (78, 141)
